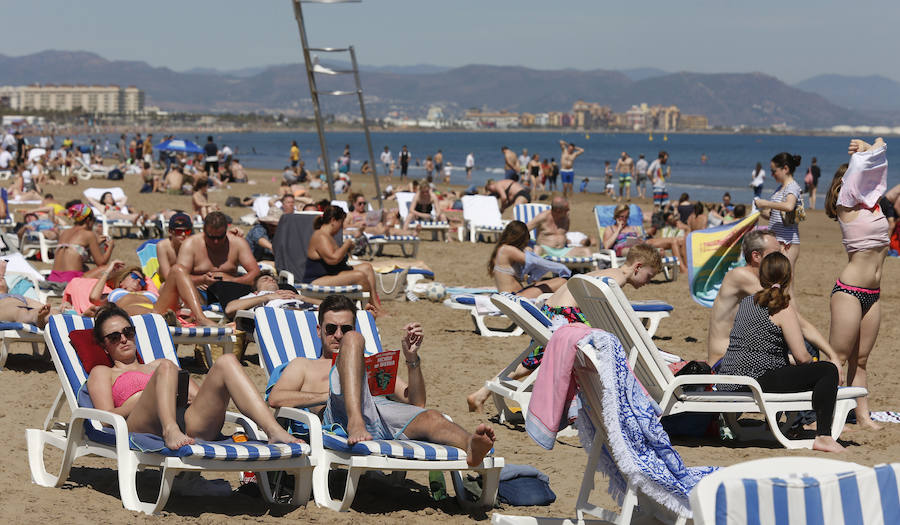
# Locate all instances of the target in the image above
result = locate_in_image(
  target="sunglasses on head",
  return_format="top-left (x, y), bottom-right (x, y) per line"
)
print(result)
top-left (103, 326), bottom-right (136, 344)
top-left (324, 323), bottom-right (354, 336)
top-left (205, 230), bottom-right (227, 240)
top-left (129, 272), bottom-right (146, 288)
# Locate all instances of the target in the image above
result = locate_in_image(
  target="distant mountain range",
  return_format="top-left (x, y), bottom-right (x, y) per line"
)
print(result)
top-left (1, 50), bottom-right (898, 128)
top-left (793, 74), bottom-right (900, 112)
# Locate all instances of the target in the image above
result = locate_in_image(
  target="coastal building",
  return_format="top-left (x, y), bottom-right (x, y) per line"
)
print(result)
top-left (679, 114), bottom-right (709, 130)
top-left (519, 113), bottom-right (535, 127)
top-left (463, 109), bottom-right (520, 129)
top-left (572, 100), bottom-right (612, 130)
top-left (0, 84), bottom-right (145, 114)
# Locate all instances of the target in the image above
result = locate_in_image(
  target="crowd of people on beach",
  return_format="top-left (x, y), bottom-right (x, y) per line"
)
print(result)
top-left (2, 127), bottom-right (897, 518)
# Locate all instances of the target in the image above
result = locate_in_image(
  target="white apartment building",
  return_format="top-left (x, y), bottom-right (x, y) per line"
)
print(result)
top-left (0, 84), bottom-right (145, 114)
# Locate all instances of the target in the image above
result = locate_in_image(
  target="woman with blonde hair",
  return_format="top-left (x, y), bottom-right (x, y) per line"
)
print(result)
top-left (488, 220), bottom-right (569, 299)
top-left (717, 252), bottom-right (844, 452)
top-left (824, 137), bottom-right (895, 430)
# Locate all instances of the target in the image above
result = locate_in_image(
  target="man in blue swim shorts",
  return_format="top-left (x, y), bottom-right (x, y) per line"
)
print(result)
top-left (502, 145), bottom-right (520, 181)
top-left (267, 295), bottom-right (496, 466)
top-left (558, 139), bottom-right (584, 198)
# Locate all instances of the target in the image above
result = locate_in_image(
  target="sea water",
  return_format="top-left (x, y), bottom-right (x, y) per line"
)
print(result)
top-left (89, 131), bottom-right (897, 204)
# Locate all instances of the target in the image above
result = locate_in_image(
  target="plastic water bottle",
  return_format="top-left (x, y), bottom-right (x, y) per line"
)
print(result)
top-left (429, 471), bottom-right (447, 500)
top-left (718, 414), bottom-right (734, 441)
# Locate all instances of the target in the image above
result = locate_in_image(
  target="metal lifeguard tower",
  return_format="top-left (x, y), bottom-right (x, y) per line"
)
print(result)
top-left (291, 0), bottom-right (382, 205)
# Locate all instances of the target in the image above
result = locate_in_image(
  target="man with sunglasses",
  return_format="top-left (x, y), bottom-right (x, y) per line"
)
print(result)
top-left (268, 295), bottom-right (496, 467)
top-left (527, 196), bottom-right (594, 258)
top-left (175, 211), bottom-right (260, 309)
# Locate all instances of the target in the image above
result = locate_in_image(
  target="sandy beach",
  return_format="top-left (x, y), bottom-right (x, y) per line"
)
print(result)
top-left (2, 166), bottom-right (899, 524)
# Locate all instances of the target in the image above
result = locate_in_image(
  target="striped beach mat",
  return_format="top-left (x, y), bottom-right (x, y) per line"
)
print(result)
top-left (713, 463), bottom-right (900, 524)
top-left (870, 411), bottom-right (900, 424)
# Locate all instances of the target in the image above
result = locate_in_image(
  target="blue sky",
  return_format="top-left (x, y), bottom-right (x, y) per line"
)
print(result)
top-left (2, 0), bottom-right (896, 82)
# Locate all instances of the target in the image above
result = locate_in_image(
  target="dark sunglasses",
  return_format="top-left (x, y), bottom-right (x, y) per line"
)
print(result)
top-left (129, 272), bottom-right (146, 288)
top-left (205, 230), bottom-right (227, 240)
top-left (324, 323), bottom-right (354, 336)
top-left (103, 326), bottom-right (136, 344)
top-left (356, 201), bottom-right (367, 206)
top-left (171, 228), bottom-right (192, 236)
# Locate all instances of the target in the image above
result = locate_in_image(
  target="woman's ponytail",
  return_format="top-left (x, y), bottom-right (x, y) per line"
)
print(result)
top-left (753, 252), bottom-right (792, 315)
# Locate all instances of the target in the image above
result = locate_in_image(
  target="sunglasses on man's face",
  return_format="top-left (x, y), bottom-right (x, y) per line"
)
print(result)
top-left (324, 323), bottom-right (355, 336)
top-left (171, 228), bottom-right (192, 236)
top-left (129, 272), bottom-right (146, 288)
top-left (205, 230), bottom-right (227, 240)
top-left (103, 326), bottom-right (136, 344)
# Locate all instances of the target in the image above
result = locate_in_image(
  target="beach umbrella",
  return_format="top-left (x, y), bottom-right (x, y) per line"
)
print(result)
top-left (155, 139), bottom-right (203, 154)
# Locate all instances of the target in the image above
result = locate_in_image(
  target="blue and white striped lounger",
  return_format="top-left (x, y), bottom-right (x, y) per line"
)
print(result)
top-left (252, 307), bottom-right (503, 512)
top-left (690, 457), bottom-right (900, 525)
top-left (0, 321), bottom-right (44, 370)
top-left (27, 313), bottom-right (315, 514)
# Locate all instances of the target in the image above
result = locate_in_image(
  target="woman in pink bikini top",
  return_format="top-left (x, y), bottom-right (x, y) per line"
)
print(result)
top-left (824, 137), bottom-right (897, 430)
top-left (85, 304), bottom-right (301, 450)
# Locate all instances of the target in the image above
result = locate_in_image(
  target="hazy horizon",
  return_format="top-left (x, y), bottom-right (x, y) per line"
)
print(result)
top-left (0, 1), bottom-right (896, 84)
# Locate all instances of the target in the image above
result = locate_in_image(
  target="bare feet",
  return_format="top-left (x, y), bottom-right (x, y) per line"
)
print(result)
top-left (466, 424), bottom-right (496, 467)
top-left (163, 424), bottom-right (195, 450)
top-left (467, 388), bottom-right (491, 413)
top-left (266, 425), bottom-right (303, 445)
top-left (35, 303), bottom-right (51, 329)
top-left (0, 259), bottom-right (7, 279)
top-left (857, 418), bottom-right (883, 431)
top-left (196, 314), bottom-right (218, 327)
top-left (812, 435), bottom-right (845, 453)
top-left (346, 418), bottom-right (373, 446)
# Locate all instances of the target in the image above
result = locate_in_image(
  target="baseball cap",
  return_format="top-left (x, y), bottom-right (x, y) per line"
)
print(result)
top-left (168, 212), bottom-right (193, 231)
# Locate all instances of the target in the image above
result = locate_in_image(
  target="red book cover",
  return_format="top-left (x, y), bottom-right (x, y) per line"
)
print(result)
top-left (331, 350), bottom-right (401, 396)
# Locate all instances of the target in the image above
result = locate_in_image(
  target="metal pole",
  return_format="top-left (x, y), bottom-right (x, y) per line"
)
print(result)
top-left (349, 46), bottom-right (382, 208)
top-left (292, 0), bottom-right (336, 201)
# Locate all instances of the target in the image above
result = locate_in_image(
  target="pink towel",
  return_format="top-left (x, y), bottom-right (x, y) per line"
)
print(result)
top-left (526, 323), bottom-right (593, 449)
top-left (63, 278), bottom-right (111, 314)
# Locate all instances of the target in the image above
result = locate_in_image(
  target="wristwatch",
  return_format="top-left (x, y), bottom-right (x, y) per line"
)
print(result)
top-left (406, 356), bottom-right (421, 368)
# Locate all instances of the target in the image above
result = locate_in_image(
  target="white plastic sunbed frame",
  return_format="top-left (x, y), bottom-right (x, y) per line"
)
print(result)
top-left (462, 194), bottom-right (508, 243)
top-left (568, 274), bottom-right (866, 449)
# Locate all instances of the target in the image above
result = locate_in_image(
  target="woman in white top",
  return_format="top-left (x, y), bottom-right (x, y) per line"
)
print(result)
top-left (750, 162), bottom-right (765, 198)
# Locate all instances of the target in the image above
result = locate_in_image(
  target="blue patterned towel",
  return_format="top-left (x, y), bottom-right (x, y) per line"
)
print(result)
top-left (573, 329), bottom-right (717, 516)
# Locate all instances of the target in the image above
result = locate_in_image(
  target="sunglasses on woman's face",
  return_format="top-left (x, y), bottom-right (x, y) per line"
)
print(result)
top-left (129, 272), bottom-right (146, 288)
top-left (324, 323), bottom-right (354, 336)
top-left (103, 326), bottom-right (136, 344)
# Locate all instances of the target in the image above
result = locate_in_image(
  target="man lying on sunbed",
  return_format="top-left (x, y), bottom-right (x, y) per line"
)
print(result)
top-left (0, 259), bottom-right (54, 328)
top-left (268, 295), bottom-right (495, 466)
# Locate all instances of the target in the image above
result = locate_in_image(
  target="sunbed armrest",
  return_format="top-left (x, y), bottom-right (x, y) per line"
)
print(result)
top-left (659, 374), bottom-right (766, 412)
top-left (278, 270), bottom-right (295, 285)
top-left (274, 406), bottom-right (323, 451)
top-left (70, 407), bottom-right (130, 455)
top-left (225, 410), bottom-right (262, 440)
top-left (593, 249), bottom-right (619, 267)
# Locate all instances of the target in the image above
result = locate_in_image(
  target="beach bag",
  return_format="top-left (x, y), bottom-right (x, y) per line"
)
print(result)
top-left (783, 198), bottom-right (806, 225)
top-left (375, 268), bottom-right (409, 301)
top-left (804, 168), bottom-right (813, 186)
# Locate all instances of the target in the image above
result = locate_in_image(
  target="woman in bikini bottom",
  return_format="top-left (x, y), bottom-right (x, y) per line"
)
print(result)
top-left (831, 280), bottom-right (879, 316)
